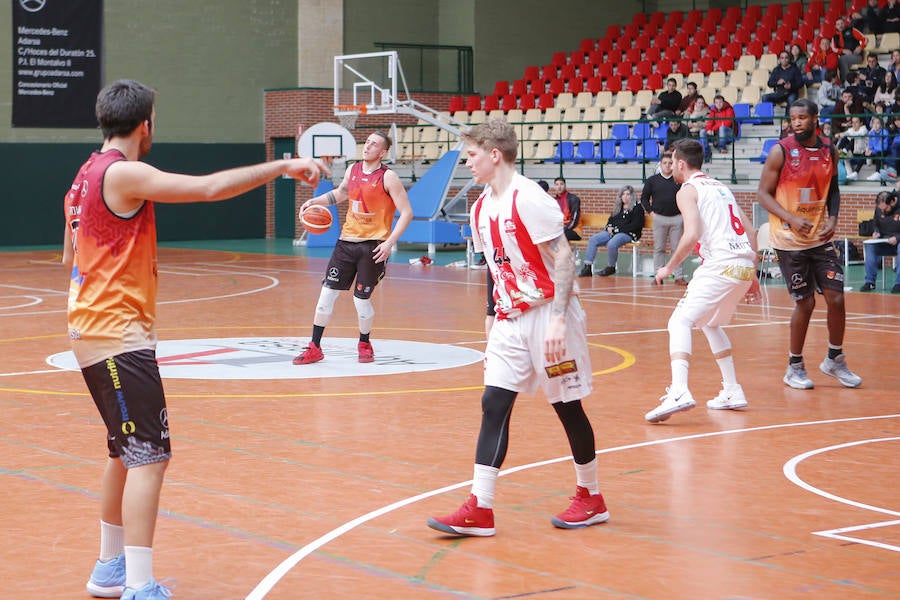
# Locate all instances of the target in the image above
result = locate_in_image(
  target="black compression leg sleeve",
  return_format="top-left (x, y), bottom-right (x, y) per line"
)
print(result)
top-left (553, 400), bottom-right (596, 465)
top-left (474, 386), bottom-right (517, 468)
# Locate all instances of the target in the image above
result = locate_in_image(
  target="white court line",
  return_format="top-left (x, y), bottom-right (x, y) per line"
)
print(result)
top-left (245, 413), bottom-right (900, 600)
top-left (0, 369), bottom-right (66, 377)
top-left (783, 437), bottom-right (900, 553)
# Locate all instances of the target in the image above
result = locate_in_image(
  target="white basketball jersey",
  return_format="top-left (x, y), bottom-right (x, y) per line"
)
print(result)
top-left (684, 172), bottom-right (755, 266)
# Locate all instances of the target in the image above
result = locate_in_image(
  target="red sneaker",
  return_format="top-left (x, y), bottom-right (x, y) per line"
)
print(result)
top-left (427, 494), bottom-right (495, 537)
top-left (358, 341), bottom-right (374, 363)
top-left (292, 341), bottom-right (323, 365)
top-left (551, 486), bottom-right (609, 529)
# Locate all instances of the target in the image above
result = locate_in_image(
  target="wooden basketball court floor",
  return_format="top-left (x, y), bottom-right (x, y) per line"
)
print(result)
top-left (2, 245), bottom-right (899, 599)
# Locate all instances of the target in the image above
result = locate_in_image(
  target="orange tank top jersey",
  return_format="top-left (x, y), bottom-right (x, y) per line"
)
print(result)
top-left (65, 150), bottom-right (159, 368)
top-left (341, 162), bottom-right (395, 241)
top-left (770, 135), bottom-right (836, 251)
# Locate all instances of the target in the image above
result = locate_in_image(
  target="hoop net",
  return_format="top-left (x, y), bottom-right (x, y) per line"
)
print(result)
top-left (334, 103), bottom-right (366, 130)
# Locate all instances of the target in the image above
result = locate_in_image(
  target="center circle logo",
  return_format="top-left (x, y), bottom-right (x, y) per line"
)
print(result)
top-left (46, 337), bottom-right (483, 380)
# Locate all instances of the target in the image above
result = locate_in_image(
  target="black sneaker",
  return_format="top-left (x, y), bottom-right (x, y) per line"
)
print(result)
top-left (597, 266), bottom-right (616, 276)
top-left (860, 282), bottom-right (876, 292)
top-left (892, 284), bottom-right (900, 294)
top-left (578, 263), bottom-right (593, 277)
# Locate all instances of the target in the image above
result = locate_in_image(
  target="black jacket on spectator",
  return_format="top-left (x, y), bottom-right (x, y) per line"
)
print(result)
top-left (767, 64), bottom-right (804, 101)
top-left (606, 204), bottom-right (645, 242)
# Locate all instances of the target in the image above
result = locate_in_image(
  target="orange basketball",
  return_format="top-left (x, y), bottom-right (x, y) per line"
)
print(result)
top-left (300, 205), bottom-right (333, 235)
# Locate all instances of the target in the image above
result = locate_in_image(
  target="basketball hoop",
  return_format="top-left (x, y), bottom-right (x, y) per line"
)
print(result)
top-left (334, 103), bottom-right (366, 130)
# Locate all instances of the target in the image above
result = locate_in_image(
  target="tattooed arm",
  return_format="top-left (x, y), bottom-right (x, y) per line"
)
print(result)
top-left (543, 233), bottom-right (574, 363)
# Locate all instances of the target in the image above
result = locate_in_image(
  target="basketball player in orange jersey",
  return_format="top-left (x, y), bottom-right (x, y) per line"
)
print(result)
top-left (427, 118), bottom-right (609, 536)
top-left (63, 79), bottom-right (326, 600)
top-left (293, 131), bottom-right (413, 365)
top-left (757, 98), bottom-right (862, 390)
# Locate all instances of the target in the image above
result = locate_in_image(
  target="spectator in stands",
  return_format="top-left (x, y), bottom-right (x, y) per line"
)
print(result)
top-left (553, 177), bottom-right (582, 241)
top-left (857, 53), bottom-right (887, 105)
top-left (851, 0), bottom-right (883, 34)
top-left (577, 185), bottom-right (644, 277)
top-left (779, 117), bottom-right (792, 139)
top-left (888, 115), bottom-right (900, 168)
top-left (832, 88), bottom-right (866, 133)
top-left (701, 94), bottom-right (736, 156)
top-left (860, 190), bottom-right (900, 293)
top-left (806, 37), bottom-right (839, 85)
top-left (865, 116), bottom-right (891, 179)
top-left (686, 96), bottom-right (709, 137)
top-left (676, 82), bottom-right (699, 117)
top-left (664, 119), bottom-right (691, 150)
top-left (882, 0), bottom-right (900, 34)
top-left (833, 17), bottom-right (867, 84)
top-left (640, 152), bottom-right (687, 286)
top-left (874, 71), bottom-right (899, 113)
top-left (537, 179), bottom-right (550, 192)
top-left (821, 121), bottom-right (834, 141)
top-left (817, 69), bottom-right (842, 116)
top-left (888, 49), bottom-right (900, 82)
top-left (790, 42), bottom-right (808, 74)
top-left (762, 51), bottom-right (804, 107)
top-left (837, 115), bottom-right (869, 180)
top-left (648, 77), bottom-right (682, 121)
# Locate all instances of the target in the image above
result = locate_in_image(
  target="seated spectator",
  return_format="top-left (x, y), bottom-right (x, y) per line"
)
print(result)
top-left (888, 49), bottom-right (900, 82)
top-left (860, 190), bottom-right (900, 293)
top-left (552, 177), bottom-right (582, 241)
top-left (865, 116), bottom-right (891, 179)
top-left (779, 117), bottom-right (792, 139)
top-left (664, 119), bottom-right (691, 150)
top-left (676, 82), bottom-right (699, 117)
top-left (686, 95), bottom-right (708, 137)
top-left (790, 42), bottom-right (808, 74)
top-left (833, 17), bottom-right (867, 84)
top-left (577, 185), bottom-right (644, 277)
top-left (857, 53), bottom-right (887, 105)
top-left (832, 89), bottom-right (866, 133)
top-left (873, 71), bottom-right (899, 113)
top-left (817, 69), bottom-right (843, 115)
top-left (701, 94), bottom-right (736, 156)
top-left (883, 0), bottom-right (900, 34)
top-left (536, 179), bottom-right (550, 192)
top-left (836, 115), bottom-right (869, 179)
top-left (762, 51), bottom-right (804, 106)
top-left (887, 115), bottom-right (900, 168)
top-left (648, 77), bottom-right (682, 120)
top-left (821, 121), bottom-right (834, 141)
top-left (851, 0), bottom-right (883, 34)
top-left (806, 37), bottom-right (839, 85)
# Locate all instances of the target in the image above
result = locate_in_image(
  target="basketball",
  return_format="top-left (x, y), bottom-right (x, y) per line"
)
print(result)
top-left (300, 204), bottom-right (333, 235)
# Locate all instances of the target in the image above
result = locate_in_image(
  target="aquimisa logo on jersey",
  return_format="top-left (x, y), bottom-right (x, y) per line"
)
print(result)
top-left (545, 360), bottom-right (578, 378)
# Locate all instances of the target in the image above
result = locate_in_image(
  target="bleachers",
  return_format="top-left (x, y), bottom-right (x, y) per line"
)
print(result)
top-left (394, 2), bottom-right (900, 180)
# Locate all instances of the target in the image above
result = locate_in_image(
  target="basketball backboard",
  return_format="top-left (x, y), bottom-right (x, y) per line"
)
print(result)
top-left (334, 51), bottom-right (408, 117)
top-left (297, 122), bottom-right (357, 161)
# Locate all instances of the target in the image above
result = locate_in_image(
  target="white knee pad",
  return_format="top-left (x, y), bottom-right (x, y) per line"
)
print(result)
top-left (314, 287), bottom-right (341, 326)
top-left (667, 309), bottom-right (693, 356)
top-left (701, 325), bottom-right (732, 355)
top-left (353, 296), bottom-right (375, 334)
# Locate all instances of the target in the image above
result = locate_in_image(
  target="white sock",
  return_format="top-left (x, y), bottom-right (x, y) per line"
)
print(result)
top-left (574, 458), bottom-right (599, 495)
top-left (670, 358), bottom-right (689, 393)
top-left (716, 355), bottom-right (738, 386)
top-left (471, 464), bottom-right (500, 508)
top-left (124, 546), bottom-right (153, 590)
top-left (99, 520), bottom-right (124, 561)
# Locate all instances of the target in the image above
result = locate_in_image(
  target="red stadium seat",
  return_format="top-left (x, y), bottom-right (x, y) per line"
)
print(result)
top-left (615, 36), bottom-right (632, 52)
top-left (465, 95), bottom-right (482, 112)
top-left (798, 23), bottom-right (815, 45)
top-left (501, 94), bottom-right (517, 112)
top-left (548, 78), bottom-right (565, 95)
top-left (725, 6), bottom-right (742, 22)
top-left (605, 77), bottom-right (622, 93)
top-left (725, 41), bottom-right (744, 60)
top-left (494, 80), bottom-right (510, 97)
top-left (588, 50), bottom-right (604, 65)
top-left (551, 52), bottom-right (567, 67)
top-left (748, 40), bottom-right (765, 58)
top-left (606, 24), bottom-right (621, 39)
top-left (705, 43), bottom-right (723, 60)
top-left (733, 29), bottom-right (751, 45)
top-left (685, 45), bottom-right (701, 61)
top-left (617, 61), bottom-right (635, 78)
top-left (623, 24), bottom-right (640, 41)
top-left (626, 47), bottom-right (642, 64)
top-left (541, 64), bottom-right (557, 81)
top-left (512, 79), bottom-right (527, 97)
top-left (647, 72), bottom-right (664, 89)
top-left (761, 13), bottom-right (778, 30)
top-left (714, 29), bottom-right (731, 47)
top-left (745, 5), bottom-right (762, 21)
top-left (662, 20), bottom-right (679, 37)
top-left (483, 94), bottom-right (499, 112)
top-left (706, 8), bottom-right (722, 21)
top-left (560, 64), bottom-right (576, 81)
top-left (633, 12), bottom-right (648, 27)
top-left (767, 39), bottom-right (786, 56)
top-left (653, 33), bottom-right (669, 49)
top-left (524, 65), bottom-right (539, 82)
top-left (607, 49), bottom-right (623, 64)
top-left (786, 1), bottom-right (803, 21)
top-left (538, 93), bottom-right (555, 110)
top-left (676, 57), bottom-right (694, 75)
top-left (567, 78), bottom-right (583, 94)
top-left (634, 35), bottom-right (651, 51)
top-left (577, 63), bottom-right (594, 80)
top-left (649, 11), bottom-right (664, 27)
top-left (701, 18), bottom-right (718, 36)
top-left (656, 58), bottom-right (674, 76)
top-left (669, 10), bottom-right (685, 25)
top-left (693, 31), bottom-right (710, 47)
top-left (685, 9), bottom-right (702, 27)
top-left (596, 63), bottom-right (614, 79)
top-left (528, 79), bottom-right (545, 95)
top-left (674, 31), bottom-right (690, 48)
top-left (519, 94), bottom-right (536, 110)
top-left (697, 56), bottom-right (714, 75)
top-left (586, 76), bottom-right (603, 94)
top-left (448, 96), bottom-right (464, 113)
top-left (716, 55), bottom-right (735, 72)
top-left (645, 47), bottom-right (662, 62)
top-left (776, 24), bottom-right (794, 42)
top-left (570, 51), bottom-right (586, 66)
top-left (636, 60), bottom-right (654, 77)
top-left (765, 3), bottom-right (782, 19)
top-left (579, 38), bottom-right (595, 53)
top-left (756, 25), bottom-right (772, 43)
top-left (596, 38), bottom-right (612, 53)
top-left (626, 74), bottom-right (644, 93)
top-left (664, 45), bottom-right (682, 62)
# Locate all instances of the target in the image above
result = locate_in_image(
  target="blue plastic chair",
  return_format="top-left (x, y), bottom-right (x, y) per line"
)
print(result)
top-left (546, 141), bottom-right (574, 163)
top-left (733, 102), bottom-right (752, 123)
top-left (616, 139), bottom-right (639, 162)
top-left (574, 141), bottom-right (598, 163)
top-left (752, 101), bottom-right (774, 125)
top-left (632, 121), bottom-right (652, 142)
top-left (611, 123), bottom-right (631, 140)
top-left (642, 141), bottom-right (661, 162)
top-left (750, 138), bottom-right (779, 162)
top-left (597, 139), bottom-right (617, 163)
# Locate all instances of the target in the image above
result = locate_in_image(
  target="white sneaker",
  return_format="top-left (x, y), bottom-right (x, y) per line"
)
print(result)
top-left (645, 388), bottom-right (696, 423)
top-left (819, 354), bottom-right (862, 388)
top-left (707, 383), bottom-right (748, 410)
top-left (846, 171), bottom-right (858, 180)
top-left (783, 362), bottom-right (814, 389)
top-left (866, 171), bottom-right (883, 181)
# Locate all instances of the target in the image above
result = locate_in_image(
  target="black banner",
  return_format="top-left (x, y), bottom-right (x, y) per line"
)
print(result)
top-left (12, 0), bottom-right (103, 128)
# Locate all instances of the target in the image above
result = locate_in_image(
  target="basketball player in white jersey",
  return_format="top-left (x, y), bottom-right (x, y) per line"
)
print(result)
top-left (427, 118), bottom-right (609, 535)
top-left (646, 138), bottom-right (760, 423)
